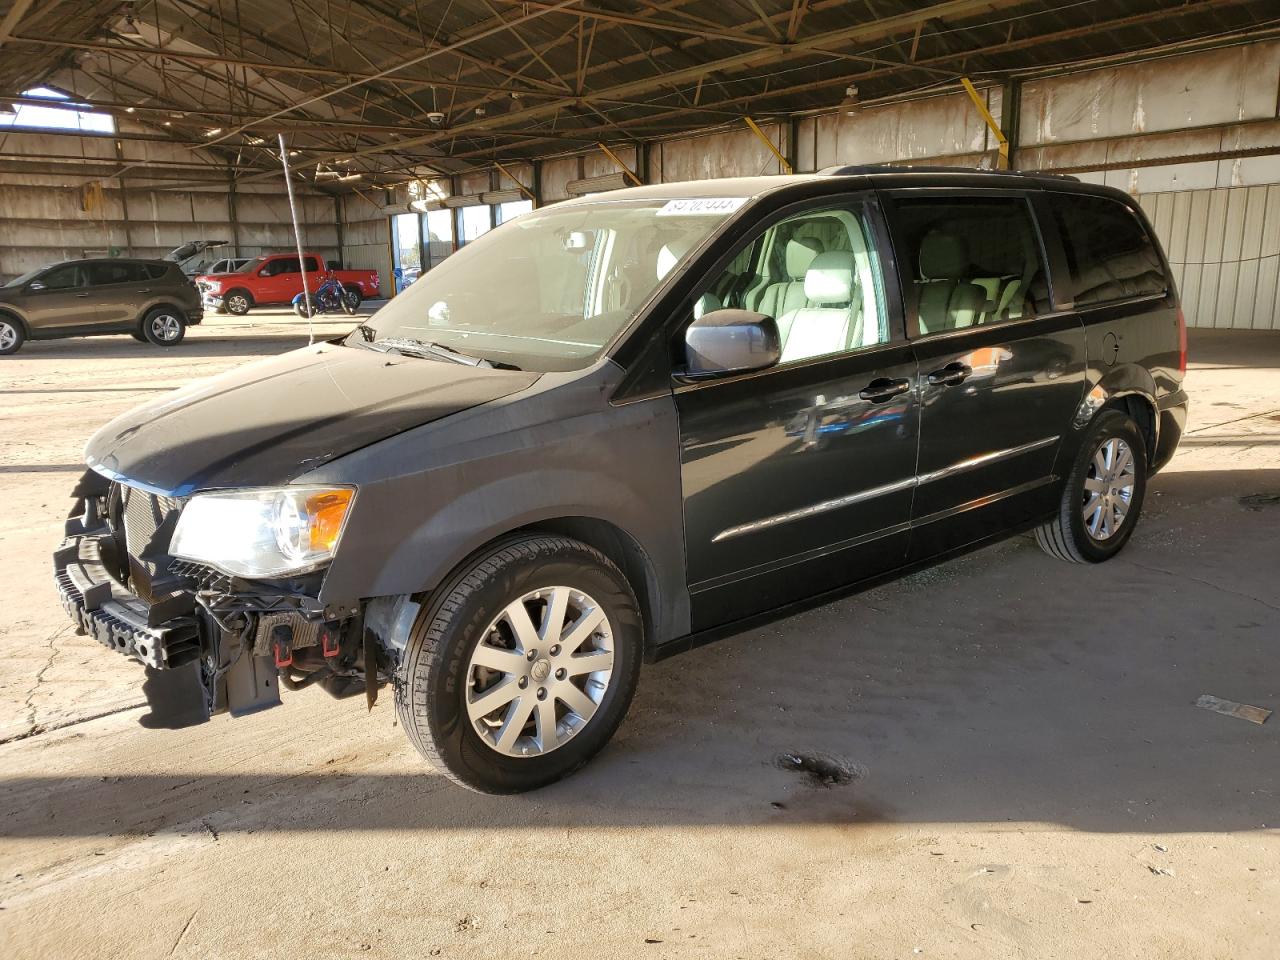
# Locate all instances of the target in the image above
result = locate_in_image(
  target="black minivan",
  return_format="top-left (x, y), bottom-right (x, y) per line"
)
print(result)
top-left (56, 168), bottom-right (1187, 792)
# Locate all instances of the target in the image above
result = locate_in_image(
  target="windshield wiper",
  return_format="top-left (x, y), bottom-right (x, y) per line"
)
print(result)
top-left (366, 336), bottom-right (520, 370)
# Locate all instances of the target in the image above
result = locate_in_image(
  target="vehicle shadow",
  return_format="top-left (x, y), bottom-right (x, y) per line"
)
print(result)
top-left (2, 466), bottom-right (1276, 840)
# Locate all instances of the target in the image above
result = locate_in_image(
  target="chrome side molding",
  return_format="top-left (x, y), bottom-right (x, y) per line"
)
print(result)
top-left (711, 435), bottom-right (1059, 543)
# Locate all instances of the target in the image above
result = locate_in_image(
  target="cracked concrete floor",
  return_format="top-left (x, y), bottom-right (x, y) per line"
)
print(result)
top-left (0, 324), bottom-right (1277, 959)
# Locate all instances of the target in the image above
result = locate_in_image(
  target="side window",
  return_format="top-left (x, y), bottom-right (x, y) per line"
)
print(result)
top-left (692, 202), bottom-right (890, 365)
top-left (304, 257), bottom-right (322, 273)
top-left (894, 197), bottom-right (1047, 337)
top-left (87, 262), bottom-right (136, 286)
top-left (1050, 194), bottom-right (1167, 306)
top-left (39, 265), bottom-right (84, 290)
top-left (258, 260), bottom-right (277, 277)
top-left (146, 263), bottom-right (169, 281)
top-left (277, 257), bottom-right (301, 274)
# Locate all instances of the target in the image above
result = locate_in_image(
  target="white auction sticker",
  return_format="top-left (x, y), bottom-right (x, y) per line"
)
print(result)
top-left (656, 197), bottom-right (749, 216)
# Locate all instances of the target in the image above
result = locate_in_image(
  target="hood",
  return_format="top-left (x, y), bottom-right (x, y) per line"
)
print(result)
top-left (85, 341), bottom-right (541, 494)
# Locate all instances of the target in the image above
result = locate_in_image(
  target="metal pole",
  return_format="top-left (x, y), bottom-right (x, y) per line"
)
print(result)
top-left (278, 133), bottom-right (314, 343)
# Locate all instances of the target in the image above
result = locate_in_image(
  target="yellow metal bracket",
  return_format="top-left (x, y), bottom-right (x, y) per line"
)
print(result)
top-left (744, 116), bottom-right (793, 174)
top-left (960, 77), bottom-right (1009, 170)
top-left (596, 142), bottom-right (643, 186)
top-left (492, 159), bottom-right (536, 201)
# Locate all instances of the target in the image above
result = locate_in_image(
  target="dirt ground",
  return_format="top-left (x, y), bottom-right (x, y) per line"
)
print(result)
top-left (1, 316), bottom-right (1276, 960)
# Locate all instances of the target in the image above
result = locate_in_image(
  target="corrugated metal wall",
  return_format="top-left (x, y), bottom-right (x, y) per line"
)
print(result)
top-left (1138, 185), bottom-right (1280, 329)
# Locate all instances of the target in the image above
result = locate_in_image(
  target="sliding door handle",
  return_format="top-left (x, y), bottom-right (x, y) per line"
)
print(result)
top-left (926, 362), bottom-right (972, 386)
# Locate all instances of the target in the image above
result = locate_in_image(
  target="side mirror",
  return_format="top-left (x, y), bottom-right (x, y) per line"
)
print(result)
top-left (27, 281), bottom-right (45, 292)
top-left (683, 309), bottom-right (780, 378)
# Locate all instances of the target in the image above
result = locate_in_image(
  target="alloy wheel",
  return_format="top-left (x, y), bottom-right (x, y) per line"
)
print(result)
top-left (464, 586), bottom-right (614, 758)
top-left (0, 321), bottom-right (16, 351)
top-left (151, 314), bottom-right (181, 341)
top-left (1082, 437), bottom-right (1135, 541)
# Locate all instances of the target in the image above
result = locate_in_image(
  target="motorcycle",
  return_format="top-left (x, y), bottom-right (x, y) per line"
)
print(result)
top-left (293, 275), bottom-right (359, 318)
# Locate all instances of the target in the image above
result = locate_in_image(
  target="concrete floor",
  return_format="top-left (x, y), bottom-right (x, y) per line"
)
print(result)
top-left (1, 317), bottom-right (1276, 959)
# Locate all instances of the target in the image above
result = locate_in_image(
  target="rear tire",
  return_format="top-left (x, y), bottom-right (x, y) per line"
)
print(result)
top-left (225, 290), bottom-right (252, 316)
top-left (1036, 409), bottom-right (1147, 563)
top-left (0, 317), bottom-right (25, 355)
top-left (142, 308), bottom-right (186, 347)
top-left (131, 330), bottom-right (147, 342)
top-left (396, 534), bottom-right (643, 794)
top-left (293, 300), bottom-right (314, 319)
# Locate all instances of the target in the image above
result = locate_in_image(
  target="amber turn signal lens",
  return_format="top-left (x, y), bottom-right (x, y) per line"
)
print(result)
top-left (306, 489), bottom-right (353, 553)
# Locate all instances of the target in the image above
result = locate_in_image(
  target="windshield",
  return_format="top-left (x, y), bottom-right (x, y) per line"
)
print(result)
top-left (345, 197), bottom-right (743, 371)
top-left (4, 267), bottom-right (47, 288)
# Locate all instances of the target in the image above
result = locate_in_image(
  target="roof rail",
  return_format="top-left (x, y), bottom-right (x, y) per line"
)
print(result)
top-left (819, 163), bottom-right (1079, 182)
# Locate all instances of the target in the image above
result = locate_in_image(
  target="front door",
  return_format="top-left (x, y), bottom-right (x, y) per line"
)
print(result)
top-left (24, 263), bottom-right (95, 333)
top-left (883, 191), bottom-right (1087, 558)
top-left (258, 256), bottom-right (299, 303)
top-left (674, 196), bottom-right (919, 631)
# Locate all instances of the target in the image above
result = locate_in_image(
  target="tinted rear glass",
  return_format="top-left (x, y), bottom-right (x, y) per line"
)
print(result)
top-left (1049, 194), bottom-right (1167, 306)
top-left (145, 262), bottom-right (170, 280)
top-left (87, 261), bottom-right (144, 285)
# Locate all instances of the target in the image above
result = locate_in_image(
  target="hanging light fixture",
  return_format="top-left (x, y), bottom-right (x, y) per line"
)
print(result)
top-left (841, 84), bottom-right (861, 115)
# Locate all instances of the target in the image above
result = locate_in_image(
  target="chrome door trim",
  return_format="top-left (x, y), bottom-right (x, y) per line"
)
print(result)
top-left (915, 435), bottom-right (1058, 486)
top-left (711, 476), bottom-right (917, 543)
top-left (709, 435), bottom-right (1059, 543)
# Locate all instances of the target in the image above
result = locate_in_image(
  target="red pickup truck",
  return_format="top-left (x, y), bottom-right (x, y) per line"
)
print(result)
top-left (196, 252), bottom-right (381, 316)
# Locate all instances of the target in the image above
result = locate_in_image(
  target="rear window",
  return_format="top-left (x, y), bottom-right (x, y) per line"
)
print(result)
top-left (1049, 194), bottom-right (1167, 306)
top-left (145, 262), bottom-right (171, 280)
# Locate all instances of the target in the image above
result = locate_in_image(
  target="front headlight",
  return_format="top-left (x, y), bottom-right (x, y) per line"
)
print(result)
top-left (170, 486), bottom-right (354, 578)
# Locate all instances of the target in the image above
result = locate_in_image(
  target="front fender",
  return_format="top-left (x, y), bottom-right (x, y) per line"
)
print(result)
top-left (309, 370), bottom-right (691, 644)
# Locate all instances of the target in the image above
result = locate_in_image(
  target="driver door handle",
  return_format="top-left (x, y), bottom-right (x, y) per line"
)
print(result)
top-left (858, 377), bottom-right (911, 403)
top-left (926, 362), bottom-right (972, 386)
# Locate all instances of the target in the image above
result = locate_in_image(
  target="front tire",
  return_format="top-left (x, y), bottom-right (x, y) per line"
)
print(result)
top-left (225, 290), bottom-right (252, 316)
top-left (142, 308), bottom-right (186, 347)
top-left (1036, 409), bottom-right (1147, 563)
top-left (341, 287), bottom-right (362, 314)
top-left (396, 534), bottom-right (643, 794)
top-left (0, 317), bottom-right (25, 355)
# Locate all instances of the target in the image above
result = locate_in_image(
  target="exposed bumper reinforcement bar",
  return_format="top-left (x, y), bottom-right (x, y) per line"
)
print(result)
top-left (54, 536), bottom-right (201, 671)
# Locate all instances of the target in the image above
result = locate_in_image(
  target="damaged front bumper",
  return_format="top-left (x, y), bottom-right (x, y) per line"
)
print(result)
top-left (53, 473), bottom-right (376, 724)
top-left (55, 533), bottom-right (201, 671)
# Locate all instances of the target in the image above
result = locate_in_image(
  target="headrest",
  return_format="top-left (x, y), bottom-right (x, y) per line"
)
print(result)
top-left (804, 251), bottom-right (856, 305)
top-left (656, 236), bottom-right (696, 280)
top-left (784, 237), bottom-right (822, 280)
top-left (919, 231), bottom-right (968, 281)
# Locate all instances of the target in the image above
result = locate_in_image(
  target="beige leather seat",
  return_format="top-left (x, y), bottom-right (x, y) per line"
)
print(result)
top-left (777, 251), bottom-right (860, 363)
top-left (750, 237), bottom-right (822, 318)
top-left (915, 231), bottom-right (987, 335)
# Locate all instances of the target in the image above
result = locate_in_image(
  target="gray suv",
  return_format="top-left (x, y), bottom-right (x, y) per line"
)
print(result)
top-left (0, 258), bottom-right (202, 354)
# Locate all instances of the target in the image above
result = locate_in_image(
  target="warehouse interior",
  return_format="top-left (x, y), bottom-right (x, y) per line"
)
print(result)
top-left (1, 2), bottom-right (1277, 958)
